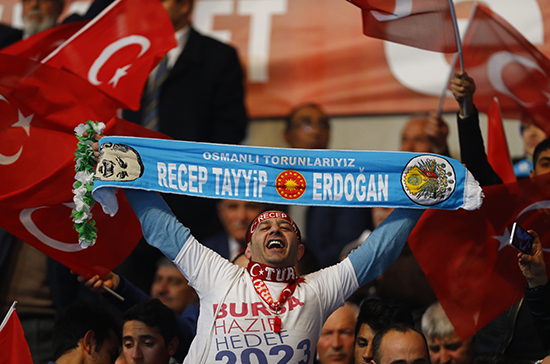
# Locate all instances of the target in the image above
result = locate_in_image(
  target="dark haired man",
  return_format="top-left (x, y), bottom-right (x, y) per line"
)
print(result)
top-left (118, 188), bottom-right (422, 363)
top-left (48, 301), bottom-right (120, 364)
top-left (89, 131), bottom-right (423, 363)
top-left (530, 137), bottom-right (550, 177)
top-left (121, 299), bottom-right (179, 364)
top-left (283, 103), bottom-right (372, 268)
top-left (354, 299), bottom-right (414, 364)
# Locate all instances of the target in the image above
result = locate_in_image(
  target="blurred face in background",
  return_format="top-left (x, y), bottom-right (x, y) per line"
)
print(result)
top-left (427, 333), bottom-right (474, 364)
top-left (285, 104), bottom-right (330, 150)
top-left (218, 200), bottom-right (267, 245)
top-left (521, 122), bottom-right (547, 157)
top-left (400, 118), bottom-right (432, 153)
top-left (22, 0), bottom-right (63, 36)
top-left (150, 265), bottom-right (196, 315)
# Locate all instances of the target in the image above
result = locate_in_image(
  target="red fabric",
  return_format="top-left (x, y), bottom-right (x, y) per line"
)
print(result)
top-left (0, 54), bottom-right (166, 277)
top-left (408, 173), bottom-right (550, 340)
top-left (0, 309), bottom-right (33, 364)
top-left (487, 98), bottom-right (516, 184)
top-left (43, 0), bottom-right (177, 110)
top-left (348, 0), bottom-right (458, 52)
top-left (461, 4), bottom-right (550, 135)
top-left (1, 21), bottom-right (86, 62)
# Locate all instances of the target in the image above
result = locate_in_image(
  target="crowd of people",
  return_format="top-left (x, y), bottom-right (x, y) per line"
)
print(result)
top-left (1, 0), bottom-right (550, 364)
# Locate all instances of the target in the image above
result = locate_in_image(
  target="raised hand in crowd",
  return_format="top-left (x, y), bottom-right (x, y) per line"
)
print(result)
top-left (517, 230), bottom-right (548, 288)
top-left (74, 270), bottom-right (121, 294)
top-left (425, 111), bottom-right (449, 155)
top-left (450, 71), bottom-right (476, 117)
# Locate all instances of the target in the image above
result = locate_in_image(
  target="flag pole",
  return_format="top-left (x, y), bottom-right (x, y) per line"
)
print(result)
top-left (447, 0), bottom-right (469, 115)
top-left (0, 301), bottom-right (17, 332)
top-left (102, 285), bottom-right (125, 301)
top-left (437, 52), bottom-right (459, 116)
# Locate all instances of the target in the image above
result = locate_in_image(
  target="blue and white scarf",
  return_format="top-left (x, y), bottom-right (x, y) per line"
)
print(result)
top-left (92, 136), bottom-right (482, 215)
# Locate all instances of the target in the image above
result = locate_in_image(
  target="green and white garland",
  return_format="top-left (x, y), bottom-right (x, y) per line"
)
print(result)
top-left (73, 120), bottom-right (105, 248)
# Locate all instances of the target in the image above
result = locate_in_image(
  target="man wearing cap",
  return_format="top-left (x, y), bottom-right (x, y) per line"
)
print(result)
top-left (119, 183), bottom-right (422, 364)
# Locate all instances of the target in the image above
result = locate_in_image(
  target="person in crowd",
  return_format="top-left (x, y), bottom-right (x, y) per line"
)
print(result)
top-left (451, 71), bottom-right (549, 359)
top-left (365, 113), bottom-right (448, 310)
top-left (48, 301), bottom-right (120, 364)
top-left (89, 128), bottom-right (424, 364)
top-left (0, 0), bottom-right (114, 49)
top-left (354, 298), bottom-right (414, 364)
top-left (121, 0), bottom-right (248, 241)
top-left (203, 199), bottom-right (269, 261)
top-left (284, 102), bottom-right (373, 268)
top-left (371, 323), bottom-right (430, 364)
top-left (400, 111), bottom-right (450, 156)
top-left (0, 0), bottom-right (64, 48)
top-left (317, 302), bottom-right (358, 364)
top-left (116, 0), bottom-right (250, 292)
top-left (78, 257), bottom-right (198, 362)
top-left (121, 299), bottom-right (179, 364)
top-left (421, 301), bottom-right (475, 364)
top-left (513, 115), bottom-right (547, 179)
top-left (517, 230), bottom-right (550, 354)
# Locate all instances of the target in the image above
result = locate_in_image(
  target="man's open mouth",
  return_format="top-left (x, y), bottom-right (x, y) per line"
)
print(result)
top-left (267, 240), bottom-right (284, 249)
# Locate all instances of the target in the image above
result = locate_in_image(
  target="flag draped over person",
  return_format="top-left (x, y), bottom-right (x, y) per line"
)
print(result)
top-left (42, 0), bottom-right (177, 110)
top-left (408, 173), bottom-right (550, 340)
top-left (0, 53), bottom-right (165, 278)
top-left (487, 98), bottom-right (516, 184)
top-left (0, 302), bottom-right (33, 364)
top-left (347, 0), bottom-right (458, 53)
top-left (460, 4), bottom-right (550, 135)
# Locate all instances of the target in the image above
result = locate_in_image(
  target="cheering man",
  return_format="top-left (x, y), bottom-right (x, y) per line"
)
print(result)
top-left (90, 138), bottom-right (423, 364)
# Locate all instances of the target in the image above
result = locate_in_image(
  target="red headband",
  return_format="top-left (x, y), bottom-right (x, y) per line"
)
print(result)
top-left (246, 210), bottom-right (300, 244)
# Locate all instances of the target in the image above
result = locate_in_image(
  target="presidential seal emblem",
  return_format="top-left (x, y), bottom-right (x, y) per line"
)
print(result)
top-left (276, 170), bottom-right (306, 200)
top-left (401, 155), bottom-right (456, 206)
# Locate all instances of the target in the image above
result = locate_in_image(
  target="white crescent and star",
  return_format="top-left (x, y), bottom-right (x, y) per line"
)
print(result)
top-left (487, 51), bottom-right (550, 108)
top-left (372, 0), bottom-right (412, 22)
top-left (20, 204), bottom-right (85, 253)
top-left (0, 94), bottom-right (33, 166)
top-left (493, 200), bottom-right (550, 252)
top-left (88, 35), bottom-right (151, 88)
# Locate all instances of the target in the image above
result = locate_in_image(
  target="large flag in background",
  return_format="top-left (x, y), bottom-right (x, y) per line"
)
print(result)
top-left (460, 4), bottom-right (550, 135)
top-left (42, 0), bottom-right (177, 110)
top-left (1, 21), bottom-right (86, 62)
top-left (487, 98), bottom-right (516, 184)
top-left (0, 54), bottom-right (166, 278)
top-left (0, 302), bottom-right (33, 364)
top-left (347, 0), bottom-right (458, 53)
top-left (409, 173), bottom-right (550, 340)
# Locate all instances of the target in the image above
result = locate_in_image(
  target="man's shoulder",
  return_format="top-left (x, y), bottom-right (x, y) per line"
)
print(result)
top-left (189, 27), bottom-right (239, 56)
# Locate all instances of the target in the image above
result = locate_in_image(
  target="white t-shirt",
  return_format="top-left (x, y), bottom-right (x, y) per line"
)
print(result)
top-left (175, 237), bottom-right (359, 364)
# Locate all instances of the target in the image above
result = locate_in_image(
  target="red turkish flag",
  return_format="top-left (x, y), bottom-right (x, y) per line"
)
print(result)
top-left (42, 0), bottom-right (177, 110)
top-left (0, 304), bottom-right (33, 364)
top-left (409, 173), bottom-right (550, 340)
top-left (347, 0), bottom-right (458, 53)
top-left (487, 98), bottom-right (516, 184)
top-left (1, 21), bottom-right (85, 62)
top-left (0, 54), bottom-right (166, 277)
top-left (460, 4), bottom-right (550, 135)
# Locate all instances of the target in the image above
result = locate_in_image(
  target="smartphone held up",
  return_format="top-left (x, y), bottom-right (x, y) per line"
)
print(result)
top-left (508, 222), bottom-right (535, 255)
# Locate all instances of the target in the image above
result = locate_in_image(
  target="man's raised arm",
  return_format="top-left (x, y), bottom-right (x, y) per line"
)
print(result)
top-left (347, 208), bottom-right (424, 287)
